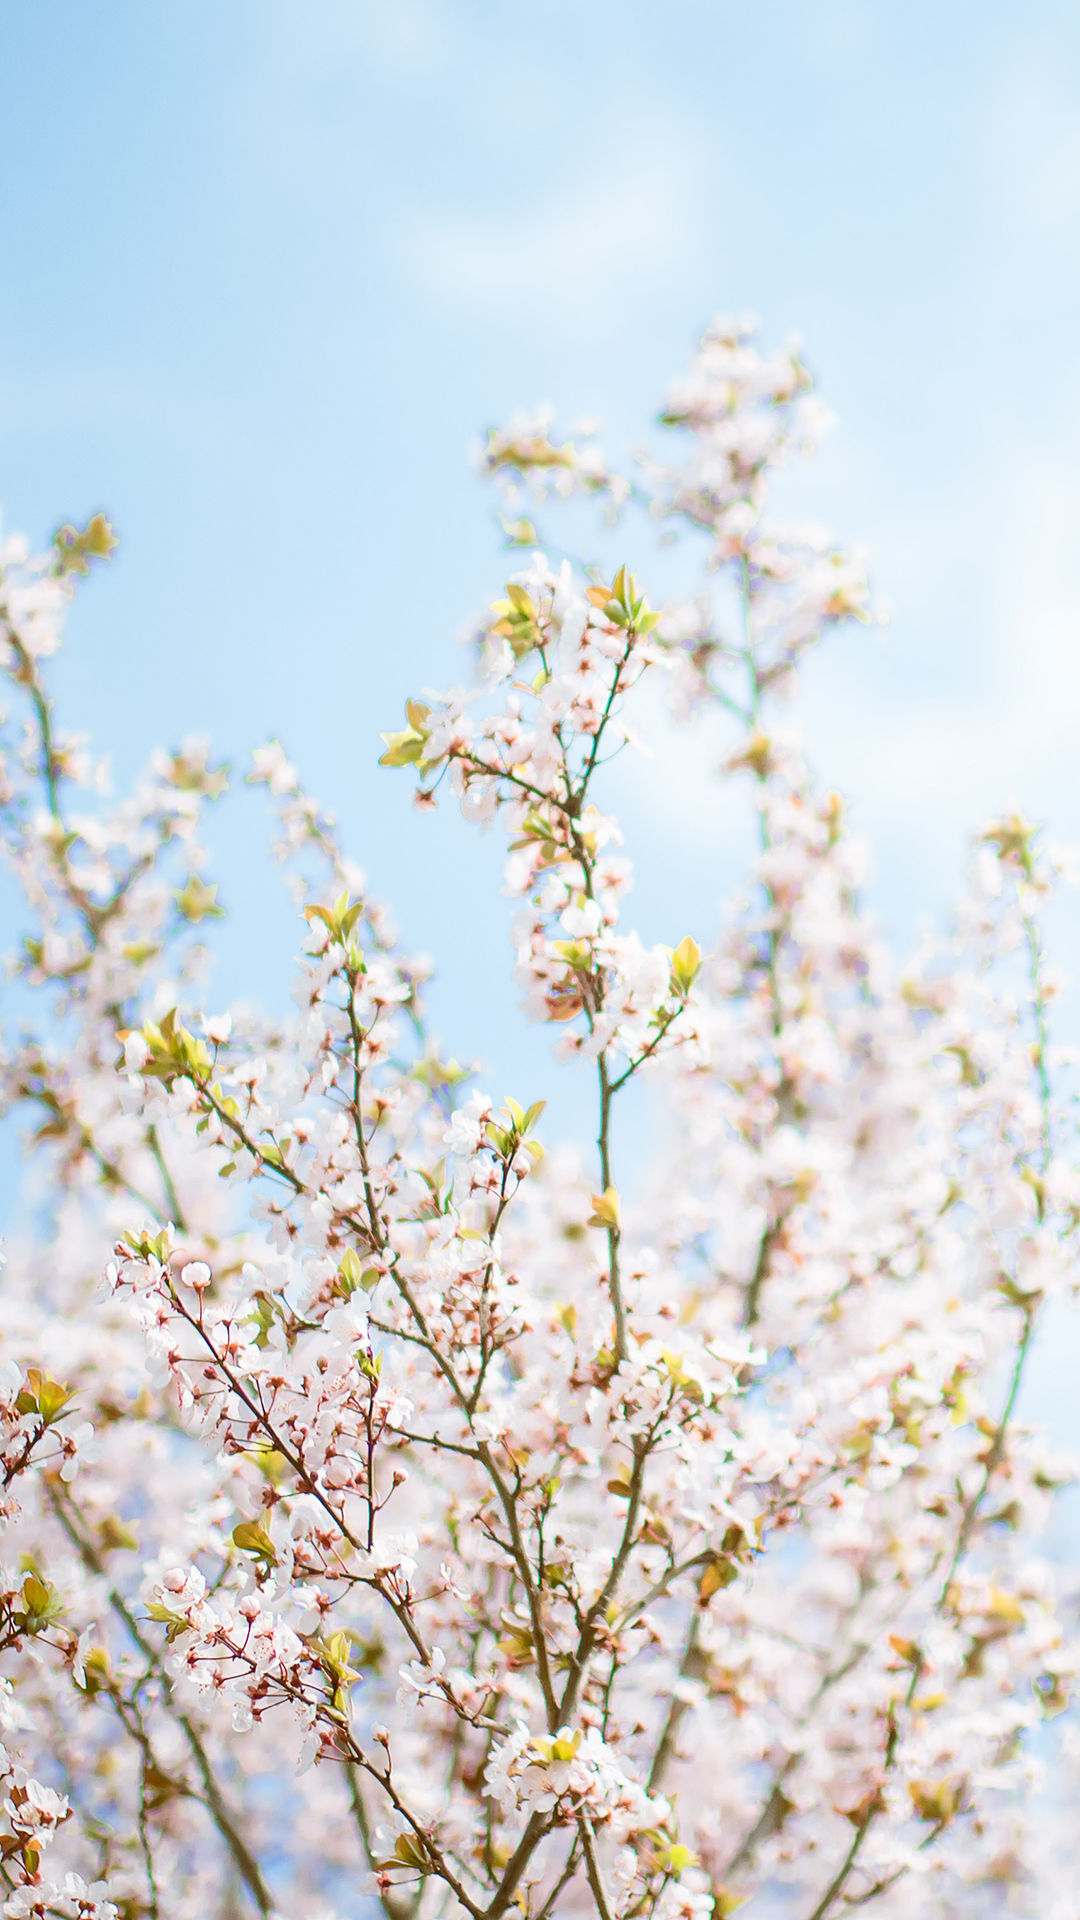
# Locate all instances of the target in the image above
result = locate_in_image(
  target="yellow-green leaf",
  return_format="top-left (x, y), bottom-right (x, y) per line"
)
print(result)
top-left (588, 1188), bottom-right (620, 1230)
top-left (98, 1514), bottom-right (139, 1553)
top-left (670, 934), bottom-right (702, 994)
top-left (379, 729), bottom-right (425, 768)
top-left (699, 1556), bottom-right (738, 1601)
top-left (53, 513), bottom-right (119, 575)
top-left (232, 1520), bottom-right (278, 1565)
top-left (173, 876), bottom-right (224, 924)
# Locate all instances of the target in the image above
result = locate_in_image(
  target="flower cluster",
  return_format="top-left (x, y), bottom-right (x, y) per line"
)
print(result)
top-left (485, 1724), bottom-right (662, 1835)
top-left (0, 321), bottom-right (1078, 1920)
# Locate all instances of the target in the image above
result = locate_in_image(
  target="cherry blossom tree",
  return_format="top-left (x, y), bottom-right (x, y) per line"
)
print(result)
top-left (0, 318), bottom-right (1078, 1920)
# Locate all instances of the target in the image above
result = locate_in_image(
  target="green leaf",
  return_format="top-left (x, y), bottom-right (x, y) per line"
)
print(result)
top-left (379, 730), bottom-right (426, 768)
top-left (412, 1054), bottom-right (470, 1091)
top-left (245, 1295), bottom-right (277, 1349)
top-left (145, 1600), bottom-right (189, 1640)
top-left (588, 1187), bottom-right (620, 1230)
top-left (17, 1370), bottom-right (73, 1424)
top-left (553, 939), bottom-right (592, 970)
top-left (53, 513), bottom-right (119, 576)
top-left (15, 1573), bottom-right (64, 1632)
top-left (303, 903), bottom-right (337, 932)
top-left (173, 873), bottom-right (225, 924)
top-left (381, 701), bottom-right (433, 769)
top-left (338, 1249), bottom-right (364, 1294)
top-left (499, 514), bottom-right (538, 546)
top-left (232, 1520), bottom-right (278, 1565)
top-left (670, 935), bottom-right (702, 994)
top-left (699, 1556), bottom-right (738, 1600)
top-left (392, 1834), bottom-right (432, 1873)
top-left (659, 1843), bottom-right (699, 1874)
top-left (98, 1514), bottom-right (139, 1553)
top-left (75, 1645), bottom-right (111, 1696)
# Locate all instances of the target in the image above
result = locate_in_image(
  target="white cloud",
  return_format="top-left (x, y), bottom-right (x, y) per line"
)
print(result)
top-left (992, 64), bottom-right (1080, 230)
top-left (405, 147), bottom-right (702, 337)
top-left (260, 0), bottom-right (451, 83)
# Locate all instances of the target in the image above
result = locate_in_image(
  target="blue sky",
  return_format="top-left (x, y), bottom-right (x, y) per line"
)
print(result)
top-left (4, 1), bottom-right (1080, 1429)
